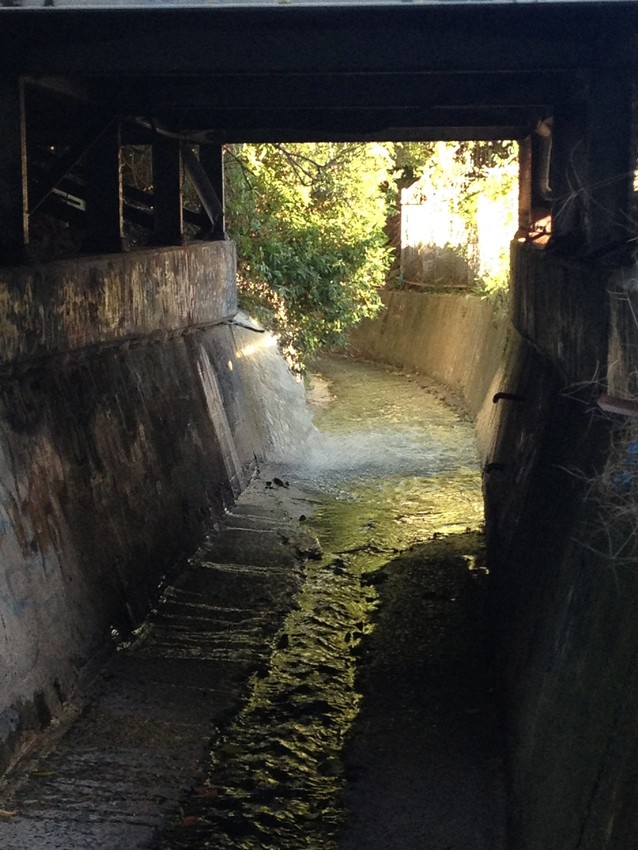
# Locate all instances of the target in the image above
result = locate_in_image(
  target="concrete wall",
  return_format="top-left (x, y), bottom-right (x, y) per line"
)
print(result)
top-left (0, 243), bottom-right (275, 772)
top-left (490, 244), bottom-right (638, 850)
top-left (0, 245), bottom-right (238, 365)
top-left (349, 289), bottom-right (510, 458)
top-left (351, 248), bottom-right (638, 850)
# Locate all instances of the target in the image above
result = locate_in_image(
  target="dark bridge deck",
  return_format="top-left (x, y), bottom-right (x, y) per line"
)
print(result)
top-left (2, 3), bottom-right (634, 142)
top-left (1, 2), bottom-right (636, 262)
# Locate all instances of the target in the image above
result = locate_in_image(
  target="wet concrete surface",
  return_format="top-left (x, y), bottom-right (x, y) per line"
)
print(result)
top-left (0, 480), bottom-right (318, 849)
top-left (0, 356), bottom-right (506, 849)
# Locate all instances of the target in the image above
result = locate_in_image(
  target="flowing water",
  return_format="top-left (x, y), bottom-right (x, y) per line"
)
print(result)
top-left (296, 356), bottom-right (483, 544)
top-left (159, 354), bottom-right (498, 850)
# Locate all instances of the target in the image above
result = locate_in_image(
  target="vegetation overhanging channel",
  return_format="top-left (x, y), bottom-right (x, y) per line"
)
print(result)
top-left (112, 140), bottom-right (518, 370)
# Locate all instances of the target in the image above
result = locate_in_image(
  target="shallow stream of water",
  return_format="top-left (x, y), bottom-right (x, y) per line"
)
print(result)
top-left (159, 355), bottom-right (495, 850)
top-left (301, 356), bottom-right (483, 546)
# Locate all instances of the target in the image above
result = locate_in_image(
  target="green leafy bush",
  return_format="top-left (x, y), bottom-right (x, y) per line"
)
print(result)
top-left (225, 141), bottom-right (518, 366)
top-left (225, 144), bottom-right (392, 366)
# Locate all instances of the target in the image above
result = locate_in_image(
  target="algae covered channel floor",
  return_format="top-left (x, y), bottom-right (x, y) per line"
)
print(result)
top-left (0, 355), bottom-right (506, 850)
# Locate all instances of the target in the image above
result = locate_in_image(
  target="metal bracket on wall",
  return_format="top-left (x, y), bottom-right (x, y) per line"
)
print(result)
top-left (493, 392), bottom-right (526, 403)
top-left (484, 462), bottom-right (507, 474)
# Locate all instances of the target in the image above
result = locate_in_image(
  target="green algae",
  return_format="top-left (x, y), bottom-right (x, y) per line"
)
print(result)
top-left (161, 552), bottom-right (380, 850)
top-left (159, 356), bottom-right (485, 850)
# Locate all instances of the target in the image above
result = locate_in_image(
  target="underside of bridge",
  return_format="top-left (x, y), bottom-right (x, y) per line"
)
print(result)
top-left (0, 3), bottom-right (636, 261)
top-left (1, 5), bottom-right (638, 850)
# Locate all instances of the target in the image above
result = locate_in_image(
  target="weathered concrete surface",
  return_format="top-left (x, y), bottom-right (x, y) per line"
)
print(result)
top-left (0, 324), bottom-right (258, 774)
top-left (0, 242), bottom-right (237, 366)
top-left (511, 242), bottom-right (610, 385)
top-left (0, 244), bottom-right (276, 775)
top-left (486, 245), bottom-right (638, 850)
top-left (0, 479), bottom-right (317, 849)
top-left (349, 251), bottom-right (638, 850)
top-left (349, 290), bottom-right (509, 457)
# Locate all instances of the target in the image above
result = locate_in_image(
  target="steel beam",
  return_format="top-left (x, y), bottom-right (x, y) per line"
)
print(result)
top-left (0, 77), bottom-right (28, 264)
top-left (152, 135), bottom-right (183, 246)
top-left (83, 121), bottom-right (124, 254)
top-left (199, 144), bottom-right (225, 239)
top-left (0, 6), bottom-right (620, 76)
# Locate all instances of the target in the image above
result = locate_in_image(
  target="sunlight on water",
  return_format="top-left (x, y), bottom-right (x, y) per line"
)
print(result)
top-left (161, 354), bottom-right (484, 850)
top-left (289, 356), bottom-right (483, 551)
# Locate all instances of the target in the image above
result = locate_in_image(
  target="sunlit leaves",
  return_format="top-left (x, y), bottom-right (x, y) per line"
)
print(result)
top-left (225, 141), bottom-right (517, 365)
top-left (225, 143), bottom-right (391, 366)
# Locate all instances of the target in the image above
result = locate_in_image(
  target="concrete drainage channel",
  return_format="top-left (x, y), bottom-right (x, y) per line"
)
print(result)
top-left (157, 482), bottom-right (379, 850)
top-left (0, 357), bottom-right (507, 849)
top-left (0, 480), bottom-right (318, 850)
top-left (156, 515), bottom-right (504, 850)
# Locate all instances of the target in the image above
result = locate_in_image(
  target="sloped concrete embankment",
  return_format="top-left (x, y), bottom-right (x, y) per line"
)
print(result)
top-left (0, 243), bottom-right (300, 774)
top-left (351, 251), bottom-right (638, 850)
top-left (348, 289), bottom-right (510, 460)
top-left (0, 480), bottom-right (317, 850)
